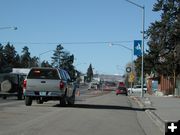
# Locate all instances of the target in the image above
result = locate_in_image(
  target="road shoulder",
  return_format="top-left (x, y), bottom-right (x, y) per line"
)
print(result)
top-left (129, 97), bottom-right (163, 135)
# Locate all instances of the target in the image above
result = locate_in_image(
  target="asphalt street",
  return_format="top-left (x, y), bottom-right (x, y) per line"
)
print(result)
top-left (0, 89), bottom-right (162, 135)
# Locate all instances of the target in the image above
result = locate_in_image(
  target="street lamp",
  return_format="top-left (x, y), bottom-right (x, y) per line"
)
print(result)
top-left (109, 43), bottom-right (133, 68)
top-left (126, 0), bottom-right (145, 98)
top-left (0, 26), bottom-right (18, 30)
top-left (109, 43), bottom-right (133, 92)
top-left (109, 43), bottom-right (133, 65)
top-left (39, 50), bottom-right (53, 67)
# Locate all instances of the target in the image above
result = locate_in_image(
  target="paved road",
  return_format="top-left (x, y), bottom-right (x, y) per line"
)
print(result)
top-left (0, 91), bottom-right (162, 135)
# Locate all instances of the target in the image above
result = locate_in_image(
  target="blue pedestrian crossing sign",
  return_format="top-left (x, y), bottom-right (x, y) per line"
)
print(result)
top-left (134, 40), bottom-right (142, 56)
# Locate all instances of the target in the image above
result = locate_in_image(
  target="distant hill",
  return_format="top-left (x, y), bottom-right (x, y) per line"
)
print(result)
top-left (94, 74), bottom-right (124, 82)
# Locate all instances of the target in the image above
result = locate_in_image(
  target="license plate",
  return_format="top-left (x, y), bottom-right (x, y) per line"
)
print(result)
top-left (40, 92), bottom-right (46, 96)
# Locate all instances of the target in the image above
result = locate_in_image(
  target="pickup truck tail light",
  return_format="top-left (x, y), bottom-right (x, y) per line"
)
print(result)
top-left (23, 80), bottom-right (27, 89)
top-left (59, 81), bottom-right (65, 90)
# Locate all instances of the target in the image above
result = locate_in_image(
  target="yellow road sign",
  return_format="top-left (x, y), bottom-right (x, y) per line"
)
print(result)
top-left (128, 72), bottom-right (135, 82)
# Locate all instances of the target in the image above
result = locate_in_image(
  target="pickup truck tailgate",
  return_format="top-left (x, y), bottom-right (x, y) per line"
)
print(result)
top-left (26, 79), bottom-right (60, 91)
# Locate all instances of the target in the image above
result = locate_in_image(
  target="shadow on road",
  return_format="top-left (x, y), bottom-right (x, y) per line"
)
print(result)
top-left (54, 104), bottom-right (156, 112)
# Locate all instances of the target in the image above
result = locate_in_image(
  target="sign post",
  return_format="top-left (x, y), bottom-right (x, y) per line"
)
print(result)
top-left (134, 40), bottom-right (144, 97)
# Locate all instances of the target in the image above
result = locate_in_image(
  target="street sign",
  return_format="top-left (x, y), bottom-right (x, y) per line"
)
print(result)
top-left (126, 67), bottom-right (131, 73)
top-left (128, 72), bottom-right (135, 83)
top-left (134, 40), bottom-right (142, 56)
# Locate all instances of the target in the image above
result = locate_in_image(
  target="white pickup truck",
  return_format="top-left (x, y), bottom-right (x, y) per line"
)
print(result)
top-left (128, 85), bottom-right (147, 93)
top-left (23, 67), bottom-right (76, 106)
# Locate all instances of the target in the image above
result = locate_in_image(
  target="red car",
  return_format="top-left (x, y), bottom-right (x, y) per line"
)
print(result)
top-left (115, 86), bottom-right (128, 96)
top-left (118, 82), bottom-right (125, 87)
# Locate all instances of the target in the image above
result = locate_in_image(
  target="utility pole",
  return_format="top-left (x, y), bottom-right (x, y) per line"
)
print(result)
top-left (126, 0), bottom-right (145, 98)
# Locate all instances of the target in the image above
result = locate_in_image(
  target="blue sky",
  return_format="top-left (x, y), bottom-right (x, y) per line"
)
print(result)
top-left (0, 0), bottom-right (160, 75)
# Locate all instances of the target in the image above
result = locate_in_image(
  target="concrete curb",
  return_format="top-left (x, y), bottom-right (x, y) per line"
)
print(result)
top-left (130, 96), bottom-right (145, 108)
top-left (145, 110), bottom-right (165, 133)
top-left (130, 96), bottom-right (165, 133)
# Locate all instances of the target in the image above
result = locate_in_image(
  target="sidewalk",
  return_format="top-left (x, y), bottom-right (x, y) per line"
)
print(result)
top-left (130, 93), bottom-right (180, 133)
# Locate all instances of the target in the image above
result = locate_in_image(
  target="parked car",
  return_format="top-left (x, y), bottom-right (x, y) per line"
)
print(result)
top-left (128, 85), bottom-right (147, 93)
top-left (23, 67), bottom-right (76, 106)
top-left (115, 86), bottom-right (128, 96)
top-left (88, 81), bottom-right (99, 90)
top-left (0, 73), bottom-right (26, 100)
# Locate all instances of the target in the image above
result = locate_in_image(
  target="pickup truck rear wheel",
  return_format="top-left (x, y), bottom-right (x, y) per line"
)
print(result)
top-left (25, 97), bottom-right (32, 106)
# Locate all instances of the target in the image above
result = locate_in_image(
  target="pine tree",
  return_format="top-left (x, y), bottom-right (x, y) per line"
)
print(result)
top-left (3, 43), bottom-right (17, 67)
top-left (30, 56), bottom-right (39, 67)
top-left (87, 64), bottom-right (93, 82)
top-left (0, 43), bottom-right (20, 72)
top-left (21, 46), bottom-right (31, 68)
top-left (61, 52), bottom-right (75, 78)
top-left (0, 44), bottom-right (6, 72)
top-left (41, 60), bottom-right (52, 67)
top-left (51, 44), bottom-right (76, 79)
top-left (0, 44), bottom-right (4, 65)
top-left (148, 0), bottom-right (180, 76)
top-left (135, 0), bottom-right (180, 77)
top-left (14, 54), bottom-right (21, 68)
top-left (51, 44), bottom-right (64, 68)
